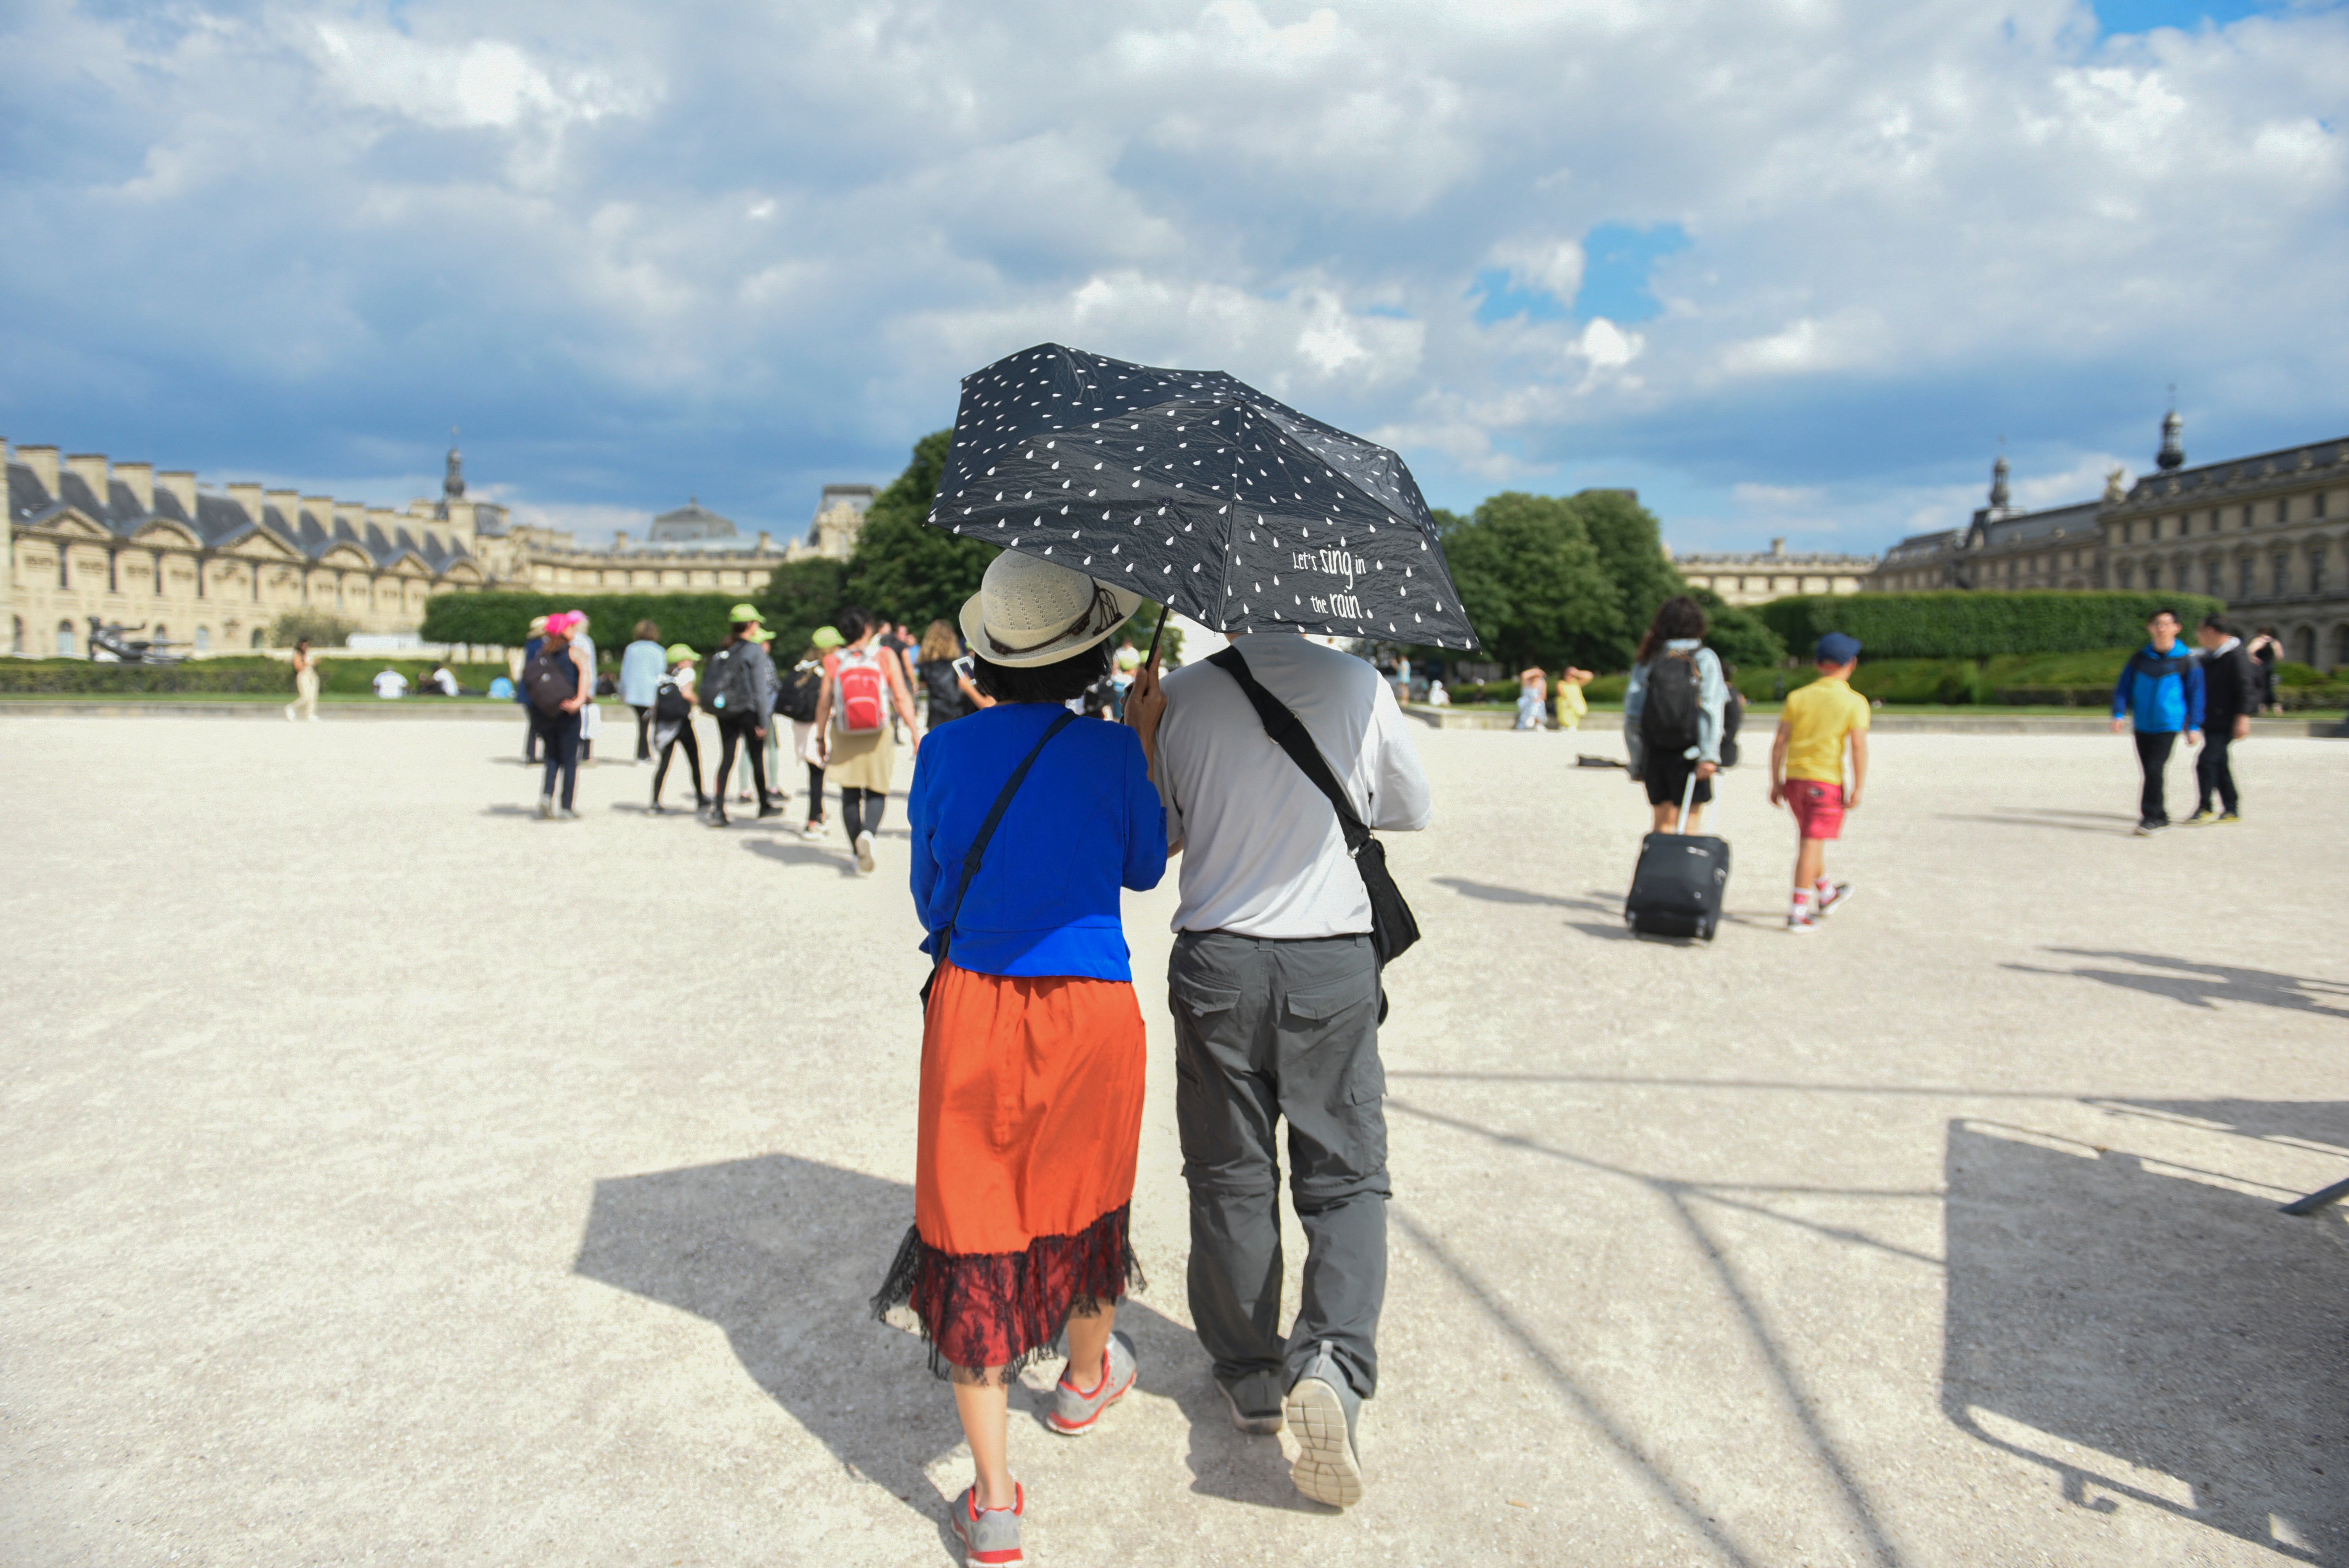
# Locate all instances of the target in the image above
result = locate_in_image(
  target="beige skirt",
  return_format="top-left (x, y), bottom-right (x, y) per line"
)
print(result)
top-left (828, 723), bottom-right (897, 792)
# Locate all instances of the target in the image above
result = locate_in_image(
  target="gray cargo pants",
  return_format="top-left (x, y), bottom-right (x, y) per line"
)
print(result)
top-left (1169, 929), bottom-right (1388, 1400)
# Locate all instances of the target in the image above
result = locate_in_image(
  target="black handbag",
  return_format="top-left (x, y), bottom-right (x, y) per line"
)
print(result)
top-left (1208, 649), bottom-right (1421, 976)
top-left (920, 711), bottom-right (1077, 1006)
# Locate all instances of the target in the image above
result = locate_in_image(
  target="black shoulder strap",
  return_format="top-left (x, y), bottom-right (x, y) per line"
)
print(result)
top-left (934, 710), bottom-right (1077, 970)
top-left (1209, 647), bottom-right (1369, 853)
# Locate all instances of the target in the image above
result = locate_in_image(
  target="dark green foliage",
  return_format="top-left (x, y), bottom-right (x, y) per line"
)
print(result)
top-left (0, 657), bottom-right (506, 695)
top-left (1575, 490), bottom-right (1687, 666)
top-left (419, 592), bottom-right (741, 657)
top-left (755, 557), bottom-right (850, 660)
top-left (843, 430), bottom-right (998, 631)
top-left (1685, 589), bottom-right (1788, 675)
top-left (1757, 592), bottom-right (2225, 660)
top-left (1433, 492), bottom-right (1621, 669)
top-left (267, 608), bottom-right (357, 649)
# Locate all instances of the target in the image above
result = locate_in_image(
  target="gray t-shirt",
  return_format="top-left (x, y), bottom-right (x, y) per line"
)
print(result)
top-left (1152, 634), bottom-right (1431, 939)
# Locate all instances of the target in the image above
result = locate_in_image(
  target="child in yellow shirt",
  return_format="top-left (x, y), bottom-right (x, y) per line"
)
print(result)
top-left (1768, 633), bottom-right (1870, 932)
top-left (1553, 666), bottom-right (1592, 730)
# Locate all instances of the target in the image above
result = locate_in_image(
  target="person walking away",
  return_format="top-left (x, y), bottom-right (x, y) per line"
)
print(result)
top-left (2246, 627), bottom-right (2282, 713)
top-left (872, 553), bottom-right (1166, 1568)
top-left (812, 607), bottom-right (923, 875)
top-left (743, 626), bottom-right (785, 802)
top-left (782, 627), bottom-right (843, 840)
top-left (1553, 666), bottom-right (1592, 731)
top-left (2191, 615), bottom-right (2256, 823)
top-left (620, 620), bottom-right (665, 763)
top-left (700, 614), bottom-right (781, 828)
top-left (1514, 667), bottom-right (1547, 731)
top-left (1768, 634), bottom-right (1870, 932)
top-left (916, 619), bottom-right (969, 730)
top-left (523, 611), bottom-right (593, 820)
top-left (516, 615), bottom-right (549, 761)
top-left (1112, 638), bottom-right (1142, 719)
top-left (2110, 608), bottom-right (2204, 836)
top-left (1622, 596), bottom-right (1727, 834)
top-left (284, 638), bottom-right (319, 722)
top-left (649, 645), bottom-right (706, 816)
top-left (1136, 617), bottom-right (1431, 1509)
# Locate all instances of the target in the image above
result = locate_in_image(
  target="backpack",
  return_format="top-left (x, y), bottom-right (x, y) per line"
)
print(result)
top-left (522, 643), bottom-right (578, 718)
top-left (701, 643), bottom-right (755, 716)
top-left (653, 675), bottom-right (691, 723)
top-left (1640, 650), bottom-right (1702, 754)
top-left (834, 646), bottom-right (888, 734)
top-left (1719, 686), bottom-right (1747, 768)
top-left (777, 659), bottom-right (824, 723)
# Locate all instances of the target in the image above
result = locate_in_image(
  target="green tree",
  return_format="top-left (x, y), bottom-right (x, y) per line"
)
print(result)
top-left (1436, 492), bottom-right (1622, 670)
top-left (1568, 489), bottom-right (1686, 667)
top-left (754, 557), bottom-right (849, 659)
top-left (843, 430), bottom-right (998, 630)
top-left (1686, 588), bottom-right (1788, 676)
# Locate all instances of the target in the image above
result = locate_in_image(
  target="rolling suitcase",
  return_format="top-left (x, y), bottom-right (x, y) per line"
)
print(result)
top-left (1625, 762), bottom-right (1730, 940)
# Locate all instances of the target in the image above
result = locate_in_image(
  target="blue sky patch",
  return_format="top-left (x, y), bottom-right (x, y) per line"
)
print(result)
top-left (1471, 267), bottom-right (1572, 325)
top-left (1574, 223), bottom-right (1691, 324)
top-left (2094, 0), bottom-right (2304, 33)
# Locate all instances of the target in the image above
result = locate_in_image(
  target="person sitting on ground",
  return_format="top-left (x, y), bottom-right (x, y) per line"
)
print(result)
top-left (1622, 595), bottom-right (1727, 834)
top-left (2191, 614), bottom-right (2256, 825)
top-left (1554, 666), bottom-right (1593, 732)
top-left (873, 553), bottom-right (1167, 1568)
top-left (1514, 666), bottom-right (1547, 731)
top-left (371, 666), bottom-right (409, 700)
top-left (1769, 633), bottom-right (1870, 932)
top-left (1427, 678), bottom-right (1451, 707)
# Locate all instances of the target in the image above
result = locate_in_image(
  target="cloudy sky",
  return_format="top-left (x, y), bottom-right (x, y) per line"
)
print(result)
top-left (4, 0), bottom-right (2344, 554)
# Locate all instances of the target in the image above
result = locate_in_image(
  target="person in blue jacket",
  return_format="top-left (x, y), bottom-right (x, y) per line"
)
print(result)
top-left (2110, 607), bottom-right (2204, 835)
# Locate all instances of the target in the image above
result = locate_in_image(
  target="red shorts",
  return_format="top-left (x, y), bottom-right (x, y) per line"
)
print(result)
top-left (1787, 779), bottom-right (1846, 839)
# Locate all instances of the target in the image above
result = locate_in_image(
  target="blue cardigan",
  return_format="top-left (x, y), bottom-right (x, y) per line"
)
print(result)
top-left (907, 704), bottom-right (1167, 981)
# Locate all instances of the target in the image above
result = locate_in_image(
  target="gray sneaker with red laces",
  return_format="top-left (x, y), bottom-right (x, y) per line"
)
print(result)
top-left (1044, 1330), bottom-right (1137, 1436)
top-left (950, 1482), bottom-right (1025, 1567)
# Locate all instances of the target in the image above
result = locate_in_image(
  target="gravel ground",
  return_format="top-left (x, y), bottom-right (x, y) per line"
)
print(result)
top-left (2, 715), bottom-right (2342, 1567)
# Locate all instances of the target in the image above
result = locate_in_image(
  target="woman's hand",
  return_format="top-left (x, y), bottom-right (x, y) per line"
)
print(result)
top-left (1126, 648), bottom-right (1167, 768)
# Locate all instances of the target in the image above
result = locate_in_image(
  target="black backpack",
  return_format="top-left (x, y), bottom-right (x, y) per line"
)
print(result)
top-left (701, 644), bottom-right (755, 716)
top-left (1719, 686), bottom-right (1747, 768)
top-left (1640, 651), bottom-right (1701, 754)
top-left (776, 661), bottom-right (824, 723)
top-left (653, 676), bottom-right (692, 723)
top-left (522, 645), bottom-right (577, 718)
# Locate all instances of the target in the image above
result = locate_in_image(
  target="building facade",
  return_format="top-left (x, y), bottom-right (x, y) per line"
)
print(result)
top-left (1866, 455), bottom-right (2108, 594)
top-left (5, 438), bottom-right (878, 654)
top-left (1670, 538), bottom-right (1877, 605)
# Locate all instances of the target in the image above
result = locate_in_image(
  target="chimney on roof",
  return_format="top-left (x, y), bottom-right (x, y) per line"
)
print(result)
top-left (265, 489), bottom-right (301, 530)
top-left (159, 471), bottom-right (197, 516)
top-left (67, 453), bottom-right (110, 505)
top-left (303, 495), bottom-right (335, 532)
top-left (1770, 537), bottom-right (1786, 558)
top-left (613, 530), bottom-right (630, 550)
top-left (117, 462), bottom-right (154, 514)
top-left (368, 507), bottom-right (397, 535)
top-left (228, 482), bottom-right (264, 520)
top-left (19, 445), bottom-right (59, 499)
top-left (756, 530), bottom-right (773, 552)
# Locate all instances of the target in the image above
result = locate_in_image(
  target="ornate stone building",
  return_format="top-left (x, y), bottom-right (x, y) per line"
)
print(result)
top-left (1867, 455), bottom-right (2106, 593)
top-left (2102, 413), bottom-right (2349, 668)
top-left (1670, 538), bottom-right (1877, 605)
top-left (5, 437), bottom-right (495, 657)
top-left (5, 437), bottom-right (879, 653)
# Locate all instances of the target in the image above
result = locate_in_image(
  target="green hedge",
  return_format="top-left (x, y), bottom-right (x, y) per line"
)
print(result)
top-left (420, 592), bottom-right (744, 659)
top-left (1759, 592), bottom-right (2225, 660)
top-left (0, 657), bottom-right (513, 696)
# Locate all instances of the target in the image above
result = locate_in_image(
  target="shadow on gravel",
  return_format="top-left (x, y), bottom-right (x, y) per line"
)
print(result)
top-left (573, 1155), bottom-right (1290, 1548)
top-left (1937, 812), bottom-right (2135, 836)
top-left (744, 840), bottom-right (861, 876)
top-left (2007, 950), bottom-right (2349, 1019)
top-left (1431, 877), bottom-right (1611, 912)
top-left (1942, 1107), bottom-right (2349, 1563)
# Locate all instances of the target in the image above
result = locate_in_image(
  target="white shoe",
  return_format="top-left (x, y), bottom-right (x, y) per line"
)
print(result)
top-left (800, 820), bottom-right (826, 841)
top-left (854, 830), bottom-right (877, 875)
top-left (536, 795), bottom-right (554, 820)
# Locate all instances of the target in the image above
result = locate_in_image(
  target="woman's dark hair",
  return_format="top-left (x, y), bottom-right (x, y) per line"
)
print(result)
top-left (835, 606), bottom-right (873, 644)
top-left (970, 640), bottom-right (1112, 705)
top-left (1636, 595), bottom-right (1709, 665)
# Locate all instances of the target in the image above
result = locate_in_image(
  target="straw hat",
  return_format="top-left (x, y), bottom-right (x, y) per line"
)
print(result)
top-left (960, 552), bottom-right (1141, 669)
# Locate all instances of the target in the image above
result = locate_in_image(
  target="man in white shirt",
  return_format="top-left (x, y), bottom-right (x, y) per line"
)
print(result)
top-left (1129, 630), bottom-right (1430, 1510)
top-left (371, 668), bottom-right (408, 700)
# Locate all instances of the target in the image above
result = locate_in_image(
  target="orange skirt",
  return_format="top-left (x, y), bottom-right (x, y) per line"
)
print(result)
top-left (872, 962), bottom-right (1146, 1374)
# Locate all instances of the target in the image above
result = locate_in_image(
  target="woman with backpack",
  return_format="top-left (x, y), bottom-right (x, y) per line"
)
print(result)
top-left (916, 619), bottom-right (971, 729)
top-left (871, 553), bottom-right (1166, 1568)
top-left (700, 613), bottom-right (781, 828)
top-left (524, 610), bottom-right (594, 820)
top-left (813, 606), bottom-right (923, 875)
top-left (647, 645), bottom-right (706, 816)
top-left (1622, 595), bottom-right (1729, 834)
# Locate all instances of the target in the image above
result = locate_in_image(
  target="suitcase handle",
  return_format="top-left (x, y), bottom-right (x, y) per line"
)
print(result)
top-left (1679, 744), bottom-right (1700, 833)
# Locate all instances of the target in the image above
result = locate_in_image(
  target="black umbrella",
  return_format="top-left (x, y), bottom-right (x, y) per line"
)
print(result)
top-left (925, 343), bottom-right (1481, 652)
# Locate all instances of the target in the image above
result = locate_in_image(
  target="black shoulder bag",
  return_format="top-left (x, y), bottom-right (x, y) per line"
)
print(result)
top-left (920, 711), bottom-right (1077, 1006)
top-left (1208, 649), bottom-right (1420, 977)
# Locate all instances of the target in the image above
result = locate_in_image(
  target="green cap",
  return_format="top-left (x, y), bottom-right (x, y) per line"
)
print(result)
top-left (744, 627), bottom-right (773, 643)
top-left (729, 602), bottom-right (761, 622)
top-left (665, 643), bottom-right (699, 663)
top-left (811, 625), bottom-right (845, 649)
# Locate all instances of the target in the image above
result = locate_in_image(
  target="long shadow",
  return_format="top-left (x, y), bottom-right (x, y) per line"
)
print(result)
top-left (1942, 1107), bottom-right (2349, 1561)
top-left (1431, 877), bottom-right (1611, 913)
top-left (572, 1153), bottom-right (1271, 1552)
top-left (1937, 813), bottom-right (2134, 836)
top-left (745, 840), bottom-right (861, 876)
top-left (1384, 1071), bottom-right (2094, 1099)
top-left (2008, 950), bottom-right (2349, 1019)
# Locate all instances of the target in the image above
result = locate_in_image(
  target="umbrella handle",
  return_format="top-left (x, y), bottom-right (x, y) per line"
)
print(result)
top-left (1144, 603), bottom-right (1168, 666)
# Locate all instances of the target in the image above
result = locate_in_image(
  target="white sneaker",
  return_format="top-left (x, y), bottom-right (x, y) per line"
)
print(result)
top-left (536, 794), bottom-right (554, 820)
top-left (854, 830), bottom-right (877, 875)
top-left (800, 819), bottom-right (826, 841)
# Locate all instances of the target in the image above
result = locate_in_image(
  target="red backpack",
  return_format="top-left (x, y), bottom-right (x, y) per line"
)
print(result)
top-left (834, 645), bottom-right (889, 734)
